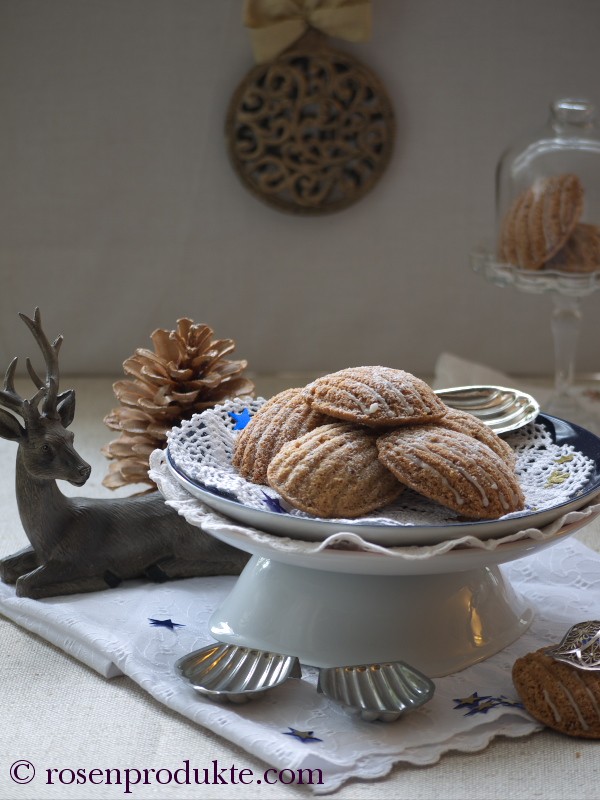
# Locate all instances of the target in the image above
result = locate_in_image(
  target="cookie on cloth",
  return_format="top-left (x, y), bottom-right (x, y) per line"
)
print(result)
top-left (498, 173), bottom-right (584, 269)
top-left (512, 647), bottom-right (600, 739)
top-left (232, 388), bottom-right (331, 484)
top-left (376, 425), bottom-right (524, 520)
top-left (544, 222), bottom-right (600, 273)
top-left (436, 405), bottom-right (516, 468)
top-left (302, 366), bottom-right (447, 428)
top-left (266, 422), bottom-right (403, 518)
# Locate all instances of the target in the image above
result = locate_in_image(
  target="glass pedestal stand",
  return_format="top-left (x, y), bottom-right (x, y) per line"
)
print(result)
top-left (549, 291), bottom-right (585, 420)
top-left (472, 250), bottom-right (600, 432)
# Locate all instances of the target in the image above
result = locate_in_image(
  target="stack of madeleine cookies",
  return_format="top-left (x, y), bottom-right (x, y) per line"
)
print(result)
top-left (232, 366), bottom-right (525, 520)
top-left (498, 173), bottom-right (600, 273)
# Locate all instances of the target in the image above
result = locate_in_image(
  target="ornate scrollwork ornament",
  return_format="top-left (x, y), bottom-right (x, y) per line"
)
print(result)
top-left (547, 620), bottom-right (600, 671)
top-left (226, 27), bottom-right (395, 214)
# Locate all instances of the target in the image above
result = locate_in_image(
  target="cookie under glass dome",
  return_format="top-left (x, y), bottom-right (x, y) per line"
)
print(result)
top-left (472, 98), bottom-right (600, 427)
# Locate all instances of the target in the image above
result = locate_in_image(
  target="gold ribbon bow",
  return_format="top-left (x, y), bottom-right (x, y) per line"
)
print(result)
top-left (243, 0), bottom-right (372, 63)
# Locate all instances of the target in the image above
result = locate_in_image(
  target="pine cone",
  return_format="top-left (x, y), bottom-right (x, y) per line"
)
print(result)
top-left (102, 318), bottom-right (254, 490)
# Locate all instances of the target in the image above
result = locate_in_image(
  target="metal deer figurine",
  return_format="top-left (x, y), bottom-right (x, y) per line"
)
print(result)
top-left (0, 309), bottom-right (248, 599)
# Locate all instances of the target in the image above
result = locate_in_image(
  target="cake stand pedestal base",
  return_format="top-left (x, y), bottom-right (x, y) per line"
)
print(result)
top-left (209, 555), bottom-right (533, 678)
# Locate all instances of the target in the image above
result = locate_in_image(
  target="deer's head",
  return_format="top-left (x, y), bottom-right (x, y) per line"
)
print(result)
top-left (0, 309), bottom-right (91, 486)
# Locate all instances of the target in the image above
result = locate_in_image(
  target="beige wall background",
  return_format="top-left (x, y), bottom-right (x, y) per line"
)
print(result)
top-left (1, 0), bottom-right (599, 379)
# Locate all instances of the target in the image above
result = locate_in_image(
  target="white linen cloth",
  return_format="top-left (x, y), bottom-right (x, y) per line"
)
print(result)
top-left (1, 529), bottom-right (599, 794)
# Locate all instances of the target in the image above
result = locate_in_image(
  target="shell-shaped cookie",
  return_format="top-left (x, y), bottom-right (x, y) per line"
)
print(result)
top-left (232, 388), bottom-right (331, 484)
top-left (437, 406), bottom-right (516, 468)
top-left (267, 423), bottom-right (403, 518)
top-left (376, 425), bottom-right (524, 520)
top-left (544, 222), bottom-right (600, 273)
top-left (512, 647), bottom-right (600, 739)
top-left (499, 173), bottom-right (584, 269)
top-left (302, 366), bottom-right (447, 428)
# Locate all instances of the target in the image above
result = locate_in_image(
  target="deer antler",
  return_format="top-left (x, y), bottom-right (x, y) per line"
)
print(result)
top-left (0, 354), bottom-right (46, 421)
top-left (0, 357), bottom-right (26, 414)
top-left (19, 308), bottom-right (63, 418)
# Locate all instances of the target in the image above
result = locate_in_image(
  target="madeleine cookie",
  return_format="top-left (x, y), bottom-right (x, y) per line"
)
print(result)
top-left (437, 406), bottom-right (516, 468)
top-left (376, 425), bottom-right (524, 520)
top-left (232, 388), bottom-right (331, 484)
top-left (267, 423), bottom-right (403, 518)
top-left (544, 222), bottom-right (600, 273)
top-left (499, 173), bottom-right (583, 269)
top-left (303, 366), bottom-right (447, 428)
top-left (513, 647), bottom-right (600, 739)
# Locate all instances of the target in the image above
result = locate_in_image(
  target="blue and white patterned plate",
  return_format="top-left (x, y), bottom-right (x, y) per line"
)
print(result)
top-left (166, 411), bottom-right (600, 547)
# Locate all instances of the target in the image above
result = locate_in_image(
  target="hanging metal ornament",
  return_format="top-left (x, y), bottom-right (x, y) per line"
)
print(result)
top-left (547, 620), bottom-right (600, 671)
top-left (225, 27), bottom-right (395, 215)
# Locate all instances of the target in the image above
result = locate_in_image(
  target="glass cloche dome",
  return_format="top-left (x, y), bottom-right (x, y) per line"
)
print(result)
top-left (495, 97), bottom-right (600, 278)
top-left (472, 97), bottom-right (600, 428)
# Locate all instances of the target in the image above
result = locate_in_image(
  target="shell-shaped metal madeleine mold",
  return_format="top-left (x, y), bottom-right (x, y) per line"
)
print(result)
top-left (435, 385), bottom-right (540, 434)
top-left (317, 661), bottom-right (435, 722)
top-left (176, 643), bottom-right (302, 704)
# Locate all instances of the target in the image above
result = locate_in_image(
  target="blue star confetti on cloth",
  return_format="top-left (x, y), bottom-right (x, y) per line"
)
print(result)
top-left (453, 692), bottom-right (523, 716)
top-left (283, 728), bottom-right (323, 743)
top-left (148, 618), bottom-right (185, 630)
top-left (261, 492), bottom-right (287, 514)
top-left (229, 409), bottom-right (252, 430)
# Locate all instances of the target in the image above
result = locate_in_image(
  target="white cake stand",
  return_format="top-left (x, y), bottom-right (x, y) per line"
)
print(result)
top-left (155, 452), bottom-right (600, 678)
top-left (197, 510), bottom-right (598, 678)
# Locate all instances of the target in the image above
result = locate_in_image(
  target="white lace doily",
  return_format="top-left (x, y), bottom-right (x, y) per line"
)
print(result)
top-left (166, 397), bottom-right (597, 528)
